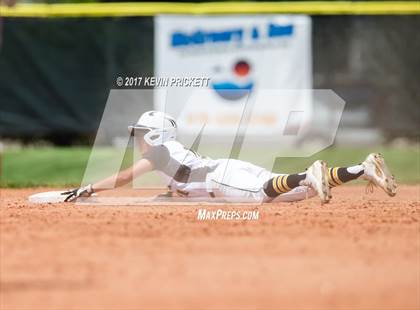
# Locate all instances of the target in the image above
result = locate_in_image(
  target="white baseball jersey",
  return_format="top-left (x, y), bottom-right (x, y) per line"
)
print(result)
top-left (143, 140), bottom-right (316, 202)
top-left (142, 140), bottom-right (219, 196)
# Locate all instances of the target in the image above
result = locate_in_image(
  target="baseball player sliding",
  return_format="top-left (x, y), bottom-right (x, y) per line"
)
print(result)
top-left (63, 111), bottom-right (397, 203)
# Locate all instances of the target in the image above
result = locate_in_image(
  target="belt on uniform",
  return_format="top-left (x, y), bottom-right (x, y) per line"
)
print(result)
top-left (176, 189), bottom-right (215, 198)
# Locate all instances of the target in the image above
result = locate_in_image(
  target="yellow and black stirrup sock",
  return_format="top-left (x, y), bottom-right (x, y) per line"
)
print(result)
top-left (263, 173), bottom-right (306, 198)
top-left (328, 165), bottom-right (364, 188)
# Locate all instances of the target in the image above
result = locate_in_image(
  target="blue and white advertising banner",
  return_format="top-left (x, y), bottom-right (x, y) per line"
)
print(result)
top-left (155, 15), bottom-right (312, 141)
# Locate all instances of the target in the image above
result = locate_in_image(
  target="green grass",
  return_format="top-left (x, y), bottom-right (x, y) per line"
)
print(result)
top-left (1, 146), bottom-right (419, 187)
top-left (1, 147), bottom-right (93, 187)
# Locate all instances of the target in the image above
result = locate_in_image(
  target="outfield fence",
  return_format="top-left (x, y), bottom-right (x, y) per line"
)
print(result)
top-left (0, 2), bottom-right (419, 143)
top-left (1, 2), bottom-right (420, 17)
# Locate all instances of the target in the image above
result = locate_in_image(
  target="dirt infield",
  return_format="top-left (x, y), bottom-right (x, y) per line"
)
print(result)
top-left (1, 185), bottom-right (419, 310)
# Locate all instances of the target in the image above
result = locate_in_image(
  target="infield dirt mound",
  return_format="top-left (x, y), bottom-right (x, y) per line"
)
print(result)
top-left (1, 185), bottom-right (419, 310)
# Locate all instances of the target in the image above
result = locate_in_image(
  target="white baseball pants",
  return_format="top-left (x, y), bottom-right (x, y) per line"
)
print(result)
top-left (206, 159), bottom-right (316, 203)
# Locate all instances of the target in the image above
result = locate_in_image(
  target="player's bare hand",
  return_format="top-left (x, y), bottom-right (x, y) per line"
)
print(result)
top-left (62, 184), bottom-right (94, 202)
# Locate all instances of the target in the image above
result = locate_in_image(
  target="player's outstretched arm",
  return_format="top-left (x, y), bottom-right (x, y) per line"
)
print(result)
top-left (63, 158), bottom-right (154, 202)
top-left (92, 158), bottom-right (154, 192)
